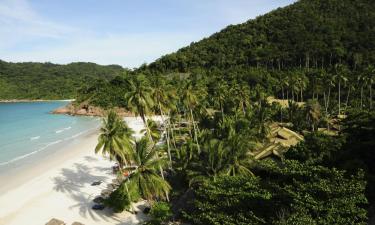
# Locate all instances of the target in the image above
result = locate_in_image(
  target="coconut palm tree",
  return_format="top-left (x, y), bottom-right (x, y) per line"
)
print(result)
top-left (152, 82), bottom-right (177, 168)
top-left (95, 111), bottom-right (134, 168)
top-left (365, 66), bottom-right (374, 110)
top-left (188, 135), bottom-right (255, 186)
top-left (213, 80), bottom-right (228, 119)
top-left (231, 82), bottom-right (251, 115)
top-left (181, 81), bottom-right (203, 153)
top-left (128, 137), bottom-right (171, 201)
top-left (305, 99), bottom-right (321, 131)
top-left (296, 72), bottom-right (308, 102)
top-left (334, 64), bottom-right (349, 115)
top-left (344, 79), bottom-right (355, 111)
top-left (358, 74), bottom-right (367, 110)
top-left (187, 138), bottom-right (226, 185)
top-left (323, 72), bottom-right (335, 114)
top-left (140, 119), bottom-right (161, 143)
top-left (124, 76), bottom-right (154, 141)
top-left (224, 135), bottom-right (255, 177)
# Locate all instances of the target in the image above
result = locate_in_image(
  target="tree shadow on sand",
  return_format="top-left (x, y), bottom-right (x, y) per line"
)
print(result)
top-left (52, 162), bottom-right (147, 223)
top-left (53, 163), bottom-right (108, 194)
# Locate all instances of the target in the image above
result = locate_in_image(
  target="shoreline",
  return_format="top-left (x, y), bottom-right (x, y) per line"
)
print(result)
top-left (0, 129), bottom-right (99, 194)
top-left (0, 119), bottom-right (148, 225)
top-left (0, 99), bottom-right (75, 103)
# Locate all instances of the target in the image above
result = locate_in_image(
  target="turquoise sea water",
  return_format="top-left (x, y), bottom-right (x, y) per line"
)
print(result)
top-left (0, 101), bottom-right (100, 172)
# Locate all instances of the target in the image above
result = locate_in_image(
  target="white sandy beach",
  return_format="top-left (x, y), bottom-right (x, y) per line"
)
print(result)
top-left (0, 116), bottom-right (163, 225)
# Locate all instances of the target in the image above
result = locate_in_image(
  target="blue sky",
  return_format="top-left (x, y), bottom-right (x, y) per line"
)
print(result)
top-left (0, 0), bottom-right (296, 68)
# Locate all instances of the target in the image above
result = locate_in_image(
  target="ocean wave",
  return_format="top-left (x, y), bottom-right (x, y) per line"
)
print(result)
top-left (0, 126), bottom-right (99, 167)
top-left (30, 136), bottom-right (40, 141)
top-left (55, 126), bottom-right (72, 134)
top-left (0, 140), bottom-right (63, 166)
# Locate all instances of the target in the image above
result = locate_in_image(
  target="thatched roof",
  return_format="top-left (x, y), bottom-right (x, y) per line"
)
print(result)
top-left (267, 96), bottom-right (305, 108)
top-left (252, 123), bottom-right (304, 160)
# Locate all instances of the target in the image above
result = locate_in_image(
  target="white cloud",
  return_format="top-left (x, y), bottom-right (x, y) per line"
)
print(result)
top-left (0, 0), bottom-right (199, 68)
top-left (1, 32), bottom-right (200, 68)
top-left (0, 0), bottom-right (296, 68)
top-left (0, 0), bottom-right (77, 48)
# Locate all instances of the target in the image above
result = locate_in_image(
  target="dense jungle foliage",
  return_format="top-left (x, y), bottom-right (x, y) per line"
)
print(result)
top-left (0, 60), bottom-right (125, 99)
top-left (144, 0), bottom-right (375, 73)
top-left (2, 0), bottom-right (375, 223)
top-left (81, 2), bottom-right (375, 222)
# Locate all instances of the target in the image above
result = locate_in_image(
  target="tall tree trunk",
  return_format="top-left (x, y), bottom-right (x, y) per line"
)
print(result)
top-left (327, 87), bottom-right (331, 114)
top-left (170, 119), bottom-right (177, 148)
top-left (338, 79), bottom-right (341, 115)
top-left (220, 102), bottom-right (225, 120)
top-left (370, 83), bottom-right (373, 109)
top-left (360, 86), bottom-right (364, 110)
top-left (345, 86), bottom-right (351, 111)
top-left (324, 91), bottom-right (328, 114)
top-left (190, 108), bottom-right (200, 153)
top-left (292, 90), bottom-right (295, 102)
top-left (158, 103), bottom-right (172, 169)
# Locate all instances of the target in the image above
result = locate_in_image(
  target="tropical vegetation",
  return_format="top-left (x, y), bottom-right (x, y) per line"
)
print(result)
top-left (4, 0), bottom-right (374, 223)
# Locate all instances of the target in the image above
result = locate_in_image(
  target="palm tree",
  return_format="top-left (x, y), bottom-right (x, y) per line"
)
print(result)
top-left (95, 111), bottom-right (134, 168)
top-left (152, 82), bottom-right (177, 168)
top-left (365, 66), bottom-right (374, 110)
top-left (334, 64), bottom-right (348, 115)
top-left (323, 72), bottom-right (335, 114)
top-left (231, 83), bottom-right (251, 115)
top-left (213, 80), bottom-right (228, 119)
top-left (188, 135), bottom-right (254, 186)
top-left (344, 79), bottom-right (355, 111)
top-left (128, 138), bottom-right (171, 201)
top-left (358, 74), bottom-right (366, 110)
top-left (174, 138), bottom-right (198, 171)
top-left (124, 76), bottom-right (154, 141)
top-left (296, 72), bottom-right (308, 102)
top-left (140, 119), bottom-right (161, 143)
top-left (305, 99), bottom-right (321, 131)
top-left (188, 138), bottom-right (226, 185)
top-left (181, 81), bottom-right (204, 153)
top-left (224, 135), bottom-right (255, 177)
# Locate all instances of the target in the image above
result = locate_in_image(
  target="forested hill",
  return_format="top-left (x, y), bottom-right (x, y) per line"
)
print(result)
top-left (144, 0), bottom-right (375, 74)
top-left (0, 60), bottom-right (125, 100)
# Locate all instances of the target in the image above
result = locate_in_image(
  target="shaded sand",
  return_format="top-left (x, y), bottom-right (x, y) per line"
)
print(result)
top-left (0, 117), bottom-right (156, 225)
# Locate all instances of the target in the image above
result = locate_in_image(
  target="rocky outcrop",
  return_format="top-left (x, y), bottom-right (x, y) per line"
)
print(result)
top-left (52, 102), bottom-right (133, 117)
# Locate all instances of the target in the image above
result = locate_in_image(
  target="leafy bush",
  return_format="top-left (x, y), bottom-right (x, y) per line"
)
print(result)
top-left (105, 180), bottom-right (140, 212)
top-left (144, 202), bottom-right (172, 225)
top-left (186, 160), bottom-right (368, 225)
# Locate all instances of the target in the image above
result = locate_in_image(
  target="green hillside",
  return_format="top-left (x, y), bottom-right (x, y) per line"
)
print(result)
top-left (144, 0), bottom-right (375, 73)
top-left (72, 0), bottom-right (375, 223)
top-left (0, 60), bottom-right (125, 100)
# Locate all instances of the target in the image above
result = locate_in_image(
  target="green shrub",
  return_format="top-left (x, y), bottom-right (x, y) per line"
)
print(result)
top-left (145, 202), bottom-right (173, 225)
top-left (105, 180), bottom-right (140, 212)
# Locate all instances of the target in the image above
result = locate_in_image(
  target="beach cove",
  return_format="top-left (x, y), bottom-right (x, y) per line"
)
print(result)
top-left (0, 102), bottom-right (158, 225)
top-left (0, 128), bottom-right (148, 225)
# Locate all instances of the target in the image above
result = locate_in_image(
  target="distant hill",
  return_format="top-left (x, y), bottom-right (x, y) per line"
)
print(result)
top-left (143, 0), bottom-right (375, 74)
top-left (0, 60), bottom-right (125, 100)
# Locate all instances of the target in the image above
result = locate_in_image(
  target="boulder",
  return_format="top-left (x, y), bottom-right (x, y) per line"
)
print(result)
top-left (45, 218), bottom-right (65, 225)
